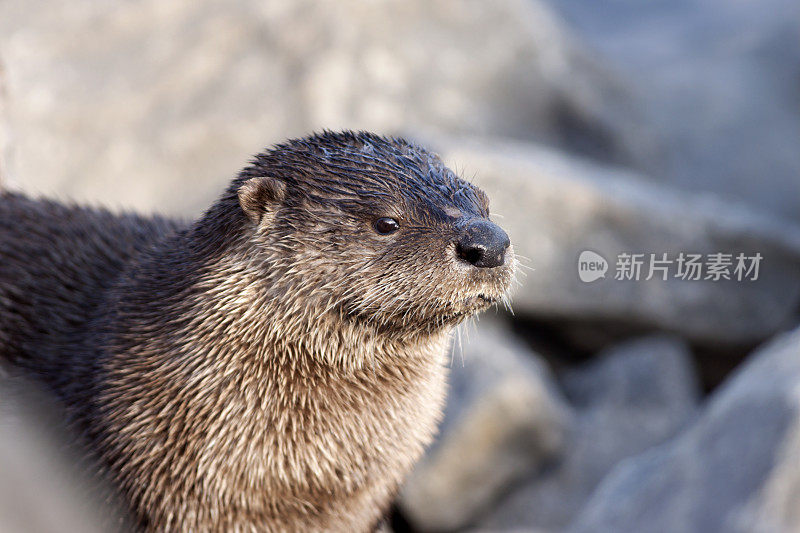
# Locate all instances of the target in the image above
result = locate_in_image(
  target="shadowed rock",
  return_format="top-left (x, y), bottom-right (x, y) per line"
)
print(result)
top-left (569, 327), bottom-right (800, 533)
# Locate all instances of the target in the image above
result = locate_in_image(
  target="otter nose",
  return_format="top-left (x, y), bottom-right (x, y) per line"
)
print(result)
top-left (456, 219), bottom-right (510, 268)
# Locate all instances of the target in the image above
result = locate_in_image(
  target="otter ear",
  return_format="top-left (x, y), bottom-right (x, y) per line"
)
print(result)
top-left (238, 176), bottom-right (286, 224)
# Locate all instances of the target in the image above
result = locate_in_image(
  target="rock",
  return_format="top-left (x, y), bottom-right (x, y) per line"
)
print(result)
top-left (478, 335), bottom-right (699, 531)
top-left (433, 137), bottom-right (800, 346)
top-left (0, 0), bottom-right (642, 216)
top-left (551, 0), bottom-right (800, 222)
top-left (399, 322), bottom-right (572, 532)
top-left (0, 54), bottom-right (8, 188)
top-left (0, 375), bottom-right (125, 532)
top-left (561, 336), bottom-right (700, 413)
top-left (569, 326), bottom-right (800, 533)
top-left (470, 530), bottom-right (548, 533)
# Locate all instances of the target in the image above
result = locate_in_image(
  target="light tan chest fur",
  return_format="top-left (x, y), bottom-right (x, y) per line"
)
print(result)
top-left (105, 334), bottom-right (451, 532)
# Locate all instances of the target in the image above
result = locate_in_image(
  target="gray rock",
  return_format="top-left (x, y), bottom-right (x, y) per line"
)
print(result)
top-left (569, 326), bottom-right (800, 533)
top-left (0, 55), bottom-right (8, 188)
top-left (0, 0), bottom-right (641, 216)
top-left (434, 137), bottom-right (800, 345)
top-left (400, 322), bottom-right (572, 532)
top-left (469, 530), bottom-right (550, 533)
top-left (551, 0), bottom-right (800, 221)
top-left (0, 375), bottom-right (125, 533)
top-left (478, 335), bottom-right (699, 531)
top-left (561, 336), bottom-right (700, 413)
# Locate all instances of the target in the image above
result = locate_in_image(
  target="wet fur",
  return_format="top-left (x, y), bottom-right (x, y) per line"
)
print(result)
top-left (0, 131), bottom-right (514, 532)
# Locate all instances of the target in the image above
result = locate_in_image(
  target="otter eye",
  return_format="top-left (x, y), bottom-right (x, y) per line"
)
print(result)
top-left (374, 217), bottom-right (400, 235)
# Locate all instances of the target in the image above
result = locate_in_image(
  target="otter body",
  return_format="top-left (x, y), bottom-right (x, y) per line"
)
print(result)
top-left (0, 132), bottom-right (513, 532)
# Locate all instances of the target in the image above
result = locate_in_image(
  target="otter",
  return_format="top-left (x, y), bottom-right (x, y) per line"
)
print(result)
top-left (0, 131), bottom-right (515, 532)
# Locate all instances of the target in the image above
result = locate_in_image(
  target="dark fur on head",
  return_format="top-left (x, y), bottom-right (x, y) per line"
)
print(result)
top-left (228, 131), bottom-right (512, 340)
top-left (0, 131), bottom-right (514, 531)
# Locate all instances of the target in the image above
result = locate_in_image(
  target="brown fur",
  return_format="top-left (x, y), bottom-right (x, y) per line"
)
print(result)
top-left (0, 131), bottom-right (514, 532)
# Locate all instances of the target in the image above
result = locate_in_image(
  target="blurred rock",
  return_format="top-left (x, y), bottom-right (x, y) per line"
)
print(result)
top-left (0, 54), bottom-right (8, 188)
top-left (551, 0), bottom-right (800, 221)
top-left (0, 375), bottom-right (126, 533)
top-left (400, 322), bottom-right (572, 532)
top-left (471, 530), bottom-right (548, 533)
top-left (0, 0), bottom-right (645, 216)
top-left (434, 137), bottom-right (800, 346)
top-left (477, 335), bottom-right (699, 531)
top-left (561, 335), bottom-right (700, 412)
top-left (569, 326), bottom-right (800, 533)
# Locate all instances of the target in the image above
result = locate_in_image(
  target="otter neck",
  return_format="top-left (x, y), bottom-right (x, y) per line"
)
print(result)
top-left (107, 214), bottom-right (447, 378)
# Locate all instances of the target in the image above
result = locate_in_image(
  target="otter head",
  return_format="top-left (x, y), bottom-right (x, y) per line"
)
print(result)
top-left (233, 131), bottom-right (515, 341)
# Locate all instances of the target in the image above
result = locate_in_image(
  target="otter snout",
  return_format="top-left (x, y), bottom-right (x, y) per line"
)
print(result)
top-left (455, 219), bottom-right (510, 268)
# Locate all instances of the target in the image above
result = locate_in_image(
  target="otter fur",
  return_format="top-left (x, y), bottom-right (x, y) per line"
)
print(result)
top-left (0, 131), bottom-right (514, 532)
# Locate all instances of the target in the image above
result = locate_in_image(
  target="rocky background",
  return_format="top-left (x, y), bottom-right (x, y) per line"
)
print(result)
top-left (1, 0), bottom-right (799, 532)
